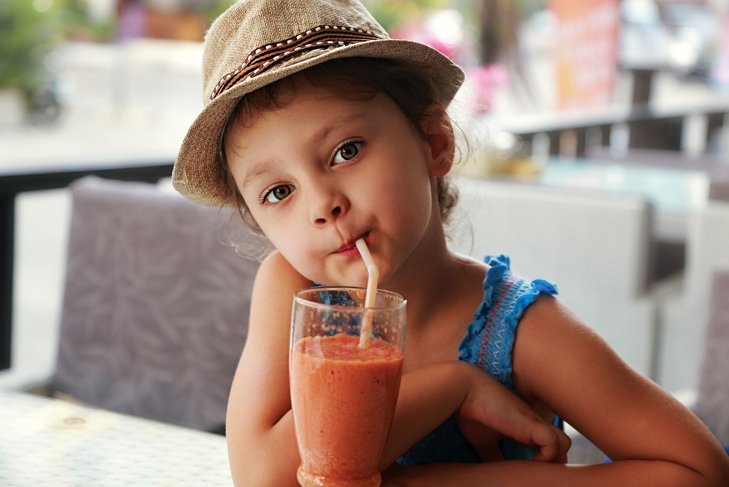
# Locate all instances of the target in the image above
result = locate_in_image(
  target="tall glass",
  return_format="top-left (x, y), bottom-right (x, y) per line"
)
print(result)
top-left (290, 286), bottom-right (406, 487)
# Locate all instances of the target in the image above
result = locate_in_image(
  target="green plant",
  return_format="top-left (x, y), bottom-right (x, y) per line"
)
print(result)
top-left (206, 0), bottom-right (237, 23)
top-left (362, 0), bottom-right (455, 31)
top-left (0, 0), bottom-right (57, 95)
top-left (54, 0), bottom-right (115, 42)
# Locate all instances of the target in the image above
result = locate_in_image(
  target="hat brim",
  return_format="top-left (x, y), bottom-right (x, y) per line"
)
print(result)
top-left (173, 38), bottom-right (464, 208)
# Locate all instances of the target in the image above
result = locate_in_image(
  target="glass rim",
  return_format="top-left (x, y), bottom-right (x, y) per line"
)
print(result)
top-left (293, 286), bottom-right (407, 312)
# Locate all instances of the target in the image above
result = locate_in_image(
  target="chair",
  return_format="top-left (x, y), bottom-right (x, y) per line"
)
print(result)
top-left (656, 201), bottom-right (729, 392)
top-left (693, 268), bottom-right (729, 445)
top-left (709, 177), bottom-right (729, 202)
top-left (50, 176), bottom-right (265, 432)
top-left (450, 176), bottom-right (657, 376)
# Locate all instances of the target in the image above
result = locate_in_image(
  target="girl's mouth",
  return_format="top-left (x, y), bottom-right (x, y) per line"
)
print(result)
top-left (335, 243), bottom-right (358, 256)
top-left (334, 233), bottom-right (369, 255)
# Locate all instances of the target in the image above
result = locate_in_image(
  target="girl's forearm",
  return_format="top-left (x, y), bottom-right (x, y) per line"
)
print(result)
top-left (383, 459), bottom-right (713, 487)
top-left (227, 408), bottom-right (302, 487)
top-left (381, 361), bottom-right (470, 467)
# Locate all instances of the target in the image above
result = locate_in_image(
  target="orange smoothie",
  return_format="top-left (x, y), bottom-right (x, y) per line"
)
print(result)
top-left (290, 334), bottom-right (403, 487)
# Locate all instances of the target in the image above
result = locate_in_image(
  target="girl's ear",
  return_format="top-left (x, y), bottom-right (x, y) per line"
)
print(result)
top-left (419, 104), bottom-right (455, 177)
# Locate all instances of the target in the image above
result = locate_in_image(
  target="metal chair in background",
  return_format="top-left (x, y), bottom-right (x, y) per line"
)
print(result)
top-left (693, 267), bottom-right (729, 447)
top-left (50, 176), bottom-right (264, 432)
top-left (656, 201), bottom-right (729, 393)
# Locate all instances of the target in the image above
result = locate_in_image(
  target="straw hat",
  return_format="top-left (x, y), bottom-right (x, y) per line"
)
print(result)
top-left (173, 0), bottom-right (465, 207)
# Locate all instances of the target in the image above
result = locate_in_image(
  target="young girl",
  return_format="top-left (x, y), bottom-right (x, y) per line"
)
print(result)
top-left (173, 0), bottom-right (729, 485)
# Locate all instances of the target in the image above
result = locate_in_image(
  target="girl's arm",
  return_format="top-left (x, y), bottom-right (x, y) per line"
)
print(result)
top-left (225, 252), bottom-right (568, 487)
top-left (384, 360), bottom-right (571, 468)
top-left (226, 251), bottom-right (305, 487)
top-left (383, 296), bottom-right (729, 486)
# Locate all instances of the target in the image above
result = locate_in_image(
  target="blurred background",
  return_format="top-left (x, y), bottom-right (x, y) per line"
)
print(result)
top-left (3, 0), bottom-right (729, 153)
top-left (2, 0), bottom-right (729, 394)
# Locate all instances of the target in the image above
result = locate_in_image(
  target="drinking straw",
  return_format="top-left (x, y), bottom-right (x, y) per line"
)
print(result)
top-left (355, 238), bottom-right (379, 348)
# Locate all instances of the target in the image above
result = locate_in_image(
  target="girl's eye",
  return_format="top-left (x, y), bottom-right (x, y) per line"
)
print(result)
top-left (333, 141), bottom-right (363, 165)
top-left (262, 184), bottom-right (294, 204)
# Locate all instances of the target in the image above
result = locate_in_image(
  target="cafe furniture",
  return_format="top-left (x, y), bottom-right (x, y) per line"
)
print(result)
top-left (500, 99), bottom-right (729, 158)
top-left (0, 390), bottom-right (233, 486)
top-left (0, 159), bottom-right (175, 371)
top-left (49, 176), bottom-right (263, 431)
top-left (692, 267), bottom-right (729, 448)
top-left (656, 202), bottom-right (729, 393)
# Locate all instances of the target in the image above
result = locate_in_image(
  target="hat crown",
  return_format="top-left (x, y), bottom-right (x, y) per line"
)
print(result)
top-left (202, 0), bottom-right (387, 104)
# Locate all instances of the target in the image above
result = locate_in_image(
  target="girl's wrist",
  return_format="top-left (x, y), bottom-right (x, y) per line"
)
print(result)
top-left (453, 361), bottom-right (479, 408)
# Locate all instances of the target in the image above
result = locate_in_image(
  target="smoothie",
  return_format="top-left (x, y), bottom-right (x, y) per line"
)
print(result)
top-left (290, 334), bottom-right (403, 487)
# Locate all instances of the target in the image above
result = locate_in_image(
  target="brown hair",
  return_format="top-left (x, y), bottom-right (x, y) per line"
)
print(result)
top-left (221, 57), bottom-right (459, 232)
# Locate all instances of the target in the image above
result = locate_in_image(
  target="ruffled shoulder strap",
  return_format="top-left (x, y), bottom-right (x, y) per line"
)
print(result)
top-left (458, 254), bottom-right (558, 389)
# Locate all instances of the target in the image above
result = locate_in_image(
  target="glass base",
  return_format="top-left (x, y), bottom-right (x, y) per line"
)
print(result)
top-left (297, 466), bottom-right (381, 487)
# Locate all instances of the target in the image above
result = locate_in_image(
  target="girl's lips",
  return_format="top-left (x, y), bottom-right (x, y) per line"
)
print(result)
top-left (334, 241), bottom-right (357, 254)
top-left (334, 233), bottom-right (369, 255)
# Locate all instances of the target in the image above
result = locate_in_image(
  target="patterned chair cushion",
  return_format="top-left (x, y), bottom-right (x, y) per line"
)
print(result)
top-left (52, 176), bottom-right (264, 432)
top-left (694, 267), bottom-right (729, 445)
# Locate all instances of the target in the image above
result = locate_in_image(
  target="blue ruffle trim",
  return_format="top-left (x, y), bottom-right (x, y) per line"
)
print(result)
top-left (458, 254), bottom-right (558, 389)
top-left (457, 255), bottom-right (508, 365)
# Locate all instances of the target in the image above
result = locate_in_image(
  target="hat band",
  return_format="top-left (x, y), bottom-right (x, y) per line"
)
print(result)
top-left (210, 24), bottom-right (381, 100)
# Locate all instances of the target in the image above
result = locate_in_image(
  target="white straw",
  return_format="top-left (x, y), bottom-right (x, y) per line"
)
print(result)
top-left (355, 238), bottom-right (379, 348)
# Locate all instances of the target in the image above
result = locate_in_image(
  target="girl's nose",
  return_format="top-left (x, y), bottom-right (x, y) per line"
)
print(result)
top-left (309, 191), bottom-right (349, 226)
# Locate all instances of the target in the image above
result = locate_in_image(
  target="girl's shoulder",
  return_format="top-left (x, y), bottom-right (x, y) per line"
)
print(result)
top-left (252, 250), bottom-right (312, 307)
top-left (259, 249), bottom-right (295, 273)
top-left (258, 250), bottom-right (310, 283)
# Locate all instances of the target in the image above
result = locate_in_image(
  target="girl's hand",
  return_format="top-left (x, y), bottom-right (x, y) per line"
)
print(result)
top-left (456, 363), bottom-right (571, 463)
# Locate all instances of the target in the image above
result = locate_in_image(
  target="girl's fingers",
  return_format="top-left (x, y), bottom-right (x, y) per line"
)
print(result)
top-left (530, 424), bottom-right (571, 463)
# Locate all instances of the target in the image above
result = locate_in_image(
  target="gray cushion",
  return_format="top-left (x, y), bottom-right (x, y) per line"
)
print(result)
top-left (694, 268), bottom-right (729, 445)
top-left (52, 176), bottom-right (263, 432)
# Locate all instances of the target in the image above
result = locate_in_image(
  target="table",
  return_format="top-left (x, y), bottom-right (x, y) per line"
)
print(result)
top-left (0, 391), bottom-right (232, 486)
top-left (0, 159), bottom-right (174, 370)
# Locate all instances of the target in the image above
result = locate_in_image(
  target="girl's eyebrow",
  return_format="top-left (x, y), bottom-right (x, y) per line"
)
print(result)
top-left (241, 160), bottom-right (275, 189)
top-left (308, 113), bottom-right (365, 145)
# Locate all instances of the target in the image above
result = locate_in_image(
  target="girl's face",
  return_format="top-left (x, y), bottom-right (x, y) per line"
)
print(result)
top-left (225, 80), bottom-right (448, 287)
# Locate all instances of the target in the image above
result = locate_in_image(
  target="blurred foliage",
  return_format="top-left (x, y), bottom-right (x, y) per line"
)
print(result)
top-left (0, 0), bottom-right (114, 97)
top-left (55, 0), bottom-right (115, 42)
top-left (0, 0), bottom-right (57, 93)
top-left (205, 0), bottom-right (236, 23)
top-left (362, 0), bottom-right (455, 31)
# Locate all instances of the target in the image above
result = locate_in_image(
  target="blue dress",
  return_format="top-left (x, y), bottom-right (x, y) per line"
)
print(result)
top-left (396, 254), bottom-right (559, 465)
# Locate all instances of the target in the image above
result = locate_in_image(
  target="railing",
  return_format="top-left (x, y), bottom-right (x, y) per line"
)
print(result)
top-left (500, 100), bottom-right (729, 159)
